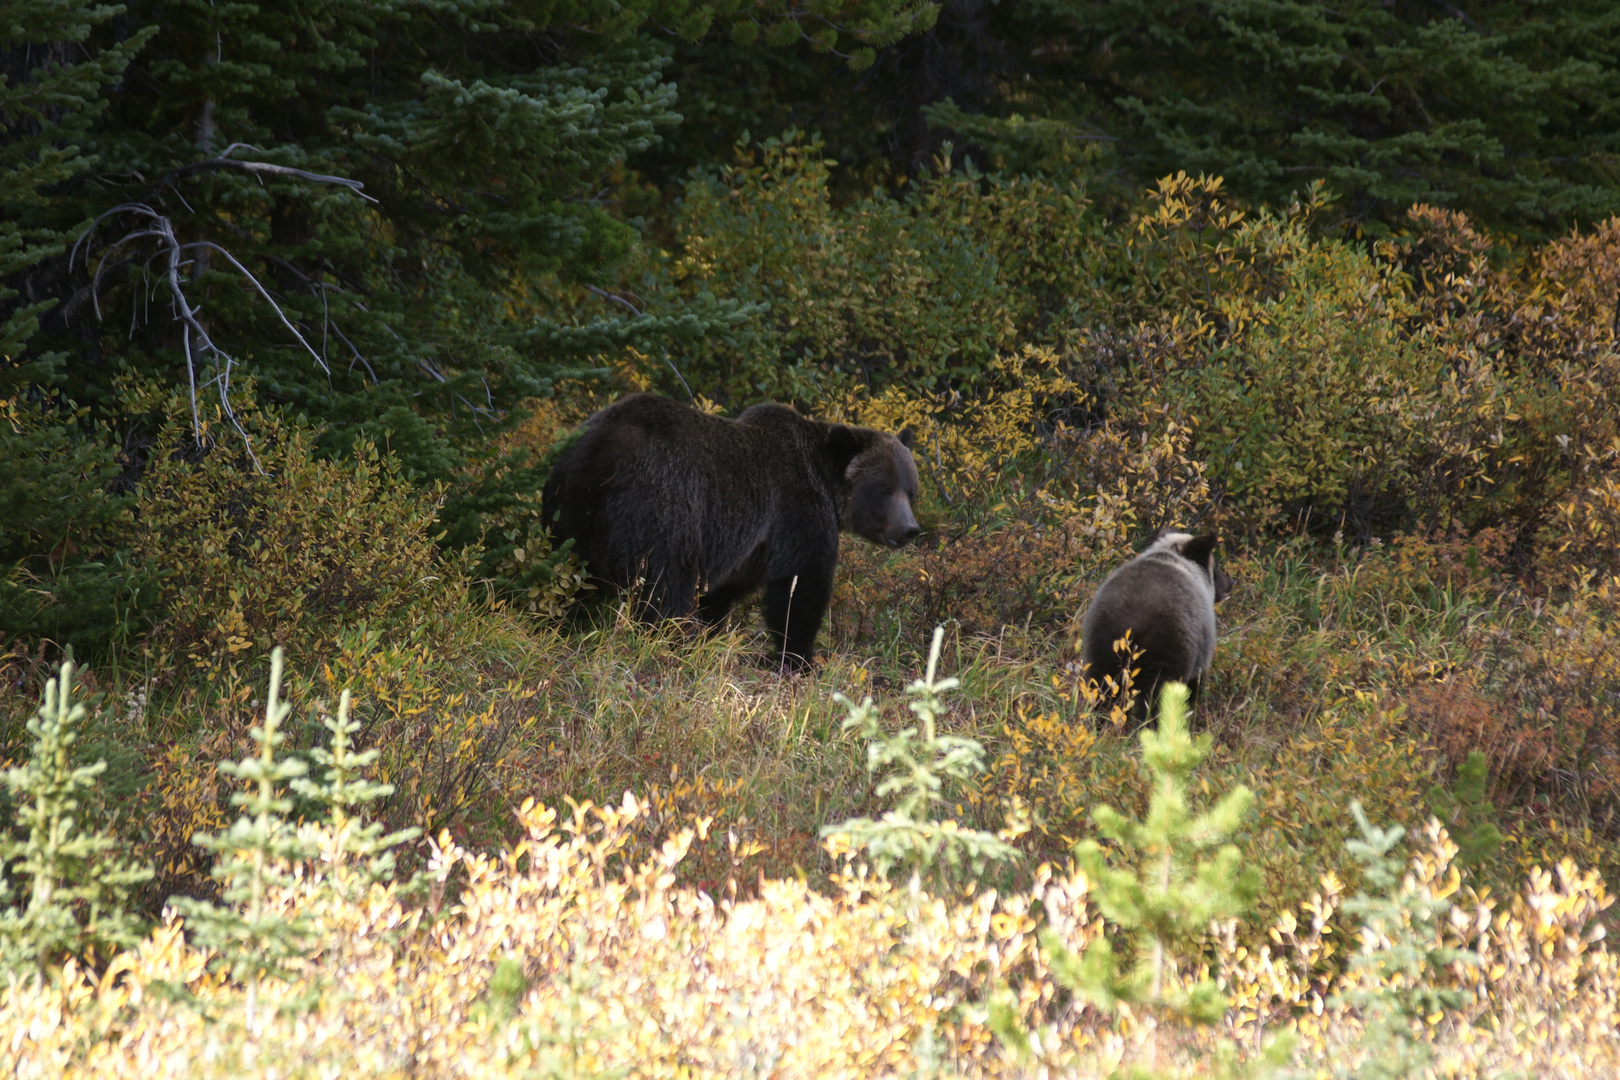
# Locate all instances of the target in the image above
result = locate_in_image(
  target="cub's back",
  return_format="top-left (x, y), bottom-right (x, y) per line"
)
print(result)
top-left (1080, 547), bottom-right (1218, 689)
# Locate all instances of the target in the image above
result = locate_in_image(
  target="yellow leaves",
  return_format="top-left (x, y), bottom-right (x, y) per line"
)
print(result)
top-left (3, 803), bottom-right (1607, 1080)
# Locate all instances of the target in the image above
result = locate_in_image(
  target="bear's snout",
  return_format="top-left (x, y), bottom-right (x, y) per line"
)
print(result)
top-left (885, 496), bottom-right (921, 547)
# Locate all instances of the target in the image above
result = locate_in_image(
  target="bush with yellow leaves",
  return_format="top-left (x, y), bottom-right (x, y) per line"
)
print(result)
top-left (659, 131), bottom-right (1105, 403)
top-left (126, 396), bottom-right (451, 679)
top-left (829, 347), bottom-right (1214, 652)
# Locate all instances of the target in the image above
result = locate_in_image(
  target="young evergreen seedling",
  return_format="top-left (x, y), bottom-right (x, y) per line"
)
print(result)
top-left (1423, 751), bottom-right (1503, 872)
top-left (1041, 683), bottom-right (1274, 1076)
top-left (171, 647), bottom-right (313, 1032)
top-left (0, 661), bottom-right (151, 974)
top-left (821, 625), bottom-right (1020, 889)
top-left (1329, 802), bottom-right (1478, 1080)
top-left (291, 687), bottom-right (421, 900)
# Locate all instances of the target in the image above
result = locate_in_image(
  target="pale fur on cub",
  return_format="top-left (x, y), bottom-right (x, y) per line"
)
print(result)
top-left (1079, 530), bottom-right (1233, 722)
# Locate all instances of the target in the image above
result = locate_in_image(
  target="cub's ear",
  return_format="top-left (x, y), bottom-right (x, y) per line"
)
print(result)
top-left (897, 426), bottom-right (916, 451)
top-left (1181, 533), bottom-right (1218, 568)
top-left (1213, 565), bottom-right (1235, 602)
top-left (825, 424), bottom-right (866, 467)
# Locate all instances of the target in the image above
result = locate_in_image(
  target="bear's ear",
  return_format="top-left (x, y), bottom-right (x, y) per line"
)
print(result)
top-left (1181, 533), bottom-right (1218, 569)
top-left (825, 424), bottom-right (866, 467)
top-left (1213, 565), bottom-right (1235, 602)
top-left (897, 426), bottom-right (916, 451)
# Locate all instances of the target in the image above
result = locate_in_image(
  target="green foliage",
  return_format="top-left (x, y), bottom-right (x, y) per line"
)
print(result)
top-left (1329, 802), bottom-right (1478, 1080)
top-left (480, 954), bottom-right (530, 1025)
top-left (435, 435), bottom-right (590, 619)
top-left (0, 402), bottom-right (158, 656)
top-left (659, 132), bottom-right (1104, 401)
top-left (127, 398), bottom-right (449, 675)
top-left (0, 661), bottom-right (152, 974)
top-left (821, 626), bottom-right (1020, 887)
top-left (0, 0), bottom-right (937, 657)
top-left (937, 0), bottom-right (1620, 234)
top-left (1, 2), bottom-right (159, 657)
top-left (290, 687), bottom-right (421, 898)
top-left (170, 648), bottom-right (315, 1031)
top-left (0, 0), bottom-right (154, 370)
top-left (1424, 751), bottom-right (1503, 873)
top-left (1044, 684), bottom-right (1259, 1028)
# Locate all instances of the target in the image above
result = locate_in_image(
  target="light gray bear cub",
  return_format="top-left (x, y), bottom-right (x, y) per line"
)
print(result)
top-left (1080, 530), bottom-right (1234, 723)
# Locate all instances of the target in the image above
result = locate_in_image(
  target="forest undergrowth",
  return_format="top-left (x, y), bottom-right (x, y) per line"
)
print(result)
top-left (5, 175), bottom-right (1620, 1075)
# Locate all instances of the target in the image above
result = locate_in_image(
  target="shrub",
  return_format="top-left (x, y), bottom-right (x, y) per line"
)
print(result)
top-left (127, 398), bottom-right (451, 678)
top-left (828, 349), bottom-right (1213, 651)
top-left (0, 399), bottom-right (157, 657)
top-left (1108, 183), bottom-right (1500, 537)
top-left (658, 132), bottom-right (1105, 402)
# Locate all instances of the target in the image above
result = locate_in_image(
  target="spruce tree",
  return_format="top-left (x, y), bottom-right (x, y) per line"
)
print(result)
top-left (291, 687), bottom-right (420, 900)
top-left (1423, 750), bottom-right (1502, 873)
top-left (1042, 683), bottom-right (1263, 1071)
top-left (0, 661), bottom-right (152, 975)
top-left (821, 626), bottom-right (1021, 889)
top-left (1, 0), bottom-right (152, 371)
top-left (930, 0), bottom-right (1620, 234)
top-left (1329, 802), bottom-right (1477, 1080)
top-left (170, 647), bottom-right (313, 1032)
top-left (1, 4), bottom-right (157, 653)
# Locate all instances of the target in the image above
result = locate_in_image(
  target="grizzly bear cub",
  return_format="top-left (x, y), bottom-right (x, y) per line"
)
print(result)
top-left (543, 393), bottom-right (921, 668)
top-left (1079, 530), bottom-right (1234, 723)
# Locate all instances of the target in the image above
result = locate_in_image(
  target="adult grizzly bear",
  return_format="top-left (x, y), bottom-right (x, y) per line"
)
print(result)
top-left (542, 393), bottom-right (921, 668)
top-left (1080, 529), bottom-right (1234, 723)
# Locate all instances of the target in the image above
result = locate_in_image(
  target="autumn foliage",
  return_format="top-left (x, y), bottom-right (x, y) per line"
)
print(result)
top-left (5, 167), bottom-right (1620, 1074)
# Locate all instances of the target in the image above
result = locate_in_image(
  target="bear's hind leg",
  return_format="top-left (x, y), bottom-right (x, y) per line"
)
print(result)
top-left (763, 571), bottom-right (833, 671)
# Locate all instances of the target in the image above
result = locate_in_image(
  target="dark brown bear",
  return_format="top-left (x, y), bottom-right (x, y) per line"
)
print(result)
top-left (542, 393), bottom-right (921, 668)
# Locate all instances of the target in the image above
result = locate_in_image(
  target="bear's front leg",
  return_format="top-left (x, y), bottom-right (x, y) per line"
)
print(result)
top-left (635, 561), bottom-right (700, 623)
top-left (696, 580), bottom-right (752, 627)
top-left (763, 570), bottom-right (834, 671)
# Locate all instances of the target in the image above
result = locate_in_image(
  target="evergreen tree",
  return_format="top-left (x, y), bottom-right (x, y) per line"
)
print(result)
top-left (291, 687), bottom-right (420, 901)
top-left (1, 0), bottom-right (153, 373)
top-left (821, 625), bottom-right (1021, 889)
top-left (1, 4), bottom-right (158, 654)
top-left (1423, 750), bottom-right (1503, 873)
top-left (29, 3), bottom-right (941, 459)
top-left (1329, 802), bottom-right (1477, 1080)
top-left (937, 0), bottom-right (1620, 233)
top-left (1041, 683), bottom-right (1265, 1072)
top-left (0, 661), bottom-right (152, 975)
top-left (170, 647), bottom-right (314, 1032)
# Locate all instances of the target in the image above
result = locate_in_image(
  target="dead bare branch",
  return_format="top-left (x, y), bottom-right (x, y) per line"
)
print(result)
top-left (68, 150), bottom-right (379, 472)
top-left (147, 142), bottom-right (378, 203)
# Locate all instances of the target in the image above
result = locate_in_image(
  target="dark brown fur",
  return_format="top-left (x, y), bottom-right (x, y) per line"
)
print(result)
top-left (1080, 530), bottom-right (1234, 723)
top-left (542, 394), bottom-right (920, 668)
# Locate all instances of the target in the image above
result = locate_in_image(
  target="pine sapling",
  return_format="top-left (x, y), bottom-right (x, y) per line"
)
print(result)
top-left (821, 626), bottom-right (1021, 889)
top-left (291, 687), bottom-right (421, 901)
top-left (170, 647), bottom-right (314, 1032)
top-left (1329, 802), bottom-right (1478, 1080)
top-left (1042, 683), bottom-right (1268, 1075)
top-left (1423, 750), bottom-right (1503, 872)
top-left (0, 661), bottom-right (151, 974)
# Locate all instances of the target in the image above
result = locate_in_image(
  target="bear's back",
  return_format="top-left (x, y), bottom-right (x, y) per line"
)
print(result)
top-left (1081, 549), bottom-right (1217, 686)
